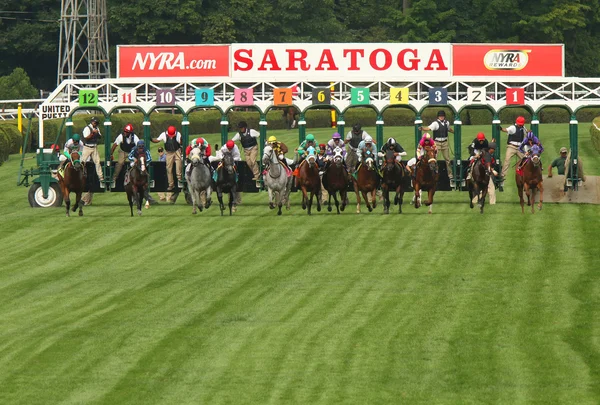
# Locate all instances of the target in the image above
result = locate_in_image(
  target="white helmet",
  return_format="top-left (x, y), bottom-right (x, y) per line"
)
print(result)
top-left (364, 135), bottom-right (373, 143)
top-left (387, 137), bottom-right (396, 145)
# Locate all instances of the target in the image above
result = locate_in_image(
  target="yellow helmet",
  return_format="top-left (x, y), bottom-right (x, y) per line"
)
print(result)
top-left (268, 136), bottom-right (277, 143)
top-left (424, 133), bottom-right (431, 139)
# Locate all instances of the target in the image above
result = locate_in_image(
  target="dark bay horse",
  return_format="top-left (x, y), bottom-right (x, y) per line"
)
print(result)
top-left (282, 106), bottom-right (299, 129)
top-left (381, 150), bottom-right (406, 214)
top-left (296, 153), bottom-right (321, 215)
top-left (125, 156), bottom-right (149, 216)
top-left (468, 150), bottom-right (493, 214)
top-left (413, 147), bottom-right (439, 214)
top-left (353, 153), bottom-right (379, 214)
top-left (516, 145), bottom-right (544, 214)
top-left (57, 151), bottom-right (86, 217)
top-left (322, 146), bottom-right (348, 214)
top-left (216, 151), bottom-right (238, 216)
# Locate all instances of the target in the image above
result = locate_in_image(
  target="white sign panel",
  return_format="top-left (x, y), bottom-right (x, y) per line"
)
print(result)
top-left (467, 87), bottom-right (486, 103)
top-left (231, 43), bottom-right (452, 80)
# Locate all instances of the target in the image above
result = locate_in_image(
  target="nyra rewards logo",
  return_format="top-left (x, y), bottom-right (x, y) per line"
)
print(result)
top-left (483, 50), bottom-right (530, 71)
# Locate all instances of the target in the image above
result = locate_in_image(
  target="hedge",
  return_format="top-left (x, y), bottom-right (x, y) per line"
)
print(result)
top-left (0, 124), bottom-right (23, 164)
top-left (591, 117), bottom-right (600, 153)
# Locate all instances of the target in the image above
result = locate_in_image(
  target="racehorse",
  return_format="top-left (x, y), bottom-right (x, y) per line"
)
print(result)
top-left (215, 151), bottom-right (237, 216)
top-left (413, 147), bottom-right (439, 214)
top-left (353, 151), bottom-right (379, 214)
top-left (516, 144), bottom-right (544, 214)
top-left (281, 106), bottom-right (298, 130)
top-left (125, 155), bottom-right (149, 217)
top-left (296, 153), bottom-right (321, 215)
top-left (186, 147), bottom-right (212, 215)
top-left (467, 150), bottom-right (493, 214)
top-left (322, 146), bottom-right (349, 214)
top-left (262, 144), bottom-right (293, 215)
top-left (381, 150), bottom-right (405, 214)
top-left (57, 151), bottom-right (86, 217)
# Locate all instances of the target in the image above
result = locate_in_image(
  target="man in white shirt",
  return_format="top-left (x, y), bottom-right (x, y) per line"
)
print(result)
top-left (499, 116), bottom-right (527, 179)
top-left (419, 110), bottom-right (454, 179)
top-left (110, 123), bottom-right (139, 187)
top-left (81, 117), bottom-right (105, 188)
top-left (151, 125), bottom-right (183, 191)
top-left (231, 121), bottom-right (260, 188)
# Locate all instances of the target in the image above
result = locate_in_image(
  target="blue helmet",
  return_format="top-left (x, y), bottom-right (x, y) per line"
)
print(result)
top-left (136, 140), bottom-right (145, 148)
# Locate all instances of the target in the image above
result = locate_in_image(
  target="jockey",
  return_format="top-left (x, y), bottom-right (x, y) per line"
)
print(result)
top-left (59, 134), bottom-right (84, 170)
top-left (185, 137), bottom-right (212, 178)
top-left (356, 135), bottom-right (378, 168)
top-left (518, 131), bottom-right (544, 169)
top-left (466, 132), bottom-right (490, 179)
top-left (218, 140), bottom-right (242, 171)
top-left (128, 140), bottom-right (152, 166)
top-left (416, 133), bottom-right (437, 160)
top-left (325, 132), bottom-right (347, 159)
top-left (298, 133), bottom-right (319, 157)
top-left (379, 137), bottom-right (407, 166)
top-left (267, 135), bottom-right (292, 167)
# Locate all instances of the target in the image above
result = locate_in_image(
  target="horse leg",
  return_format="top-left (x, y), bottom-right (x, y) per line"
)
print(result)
top-left (371, 188), bottom-right (377, 209)
top-left (190, 187), bottom-right (198, 215)
top-left (480, 187), bottom-right (487, 214)
top-left (340, 189), bottom-right (347, 212)
top-left (427, 189), bottom-right (435, 214)
top-left (316, 187), bottom-right (322, 212)
top-left (277, 190), bottom-right (283, 216)
top-left (301, 186), bottom-right (308, 210)
top-left (332, 191), bottom-right (340, 214)
top-left (413, 183), bottom-right (420, 209)
top-left (229, 189), bottom-right (235, 215)
top-left (137, 189), bottom-right (143, 216)
top-left (538, 183), bottom-right (544, 211)
top-left (382, 186), bottom-right (389, 214)
top-left (530, 187), bottom-right (536, 214)
top-left (395, 185), bottom-right (402, 214)
top-left (354, 181), bottom-right (361, 214)
top-left (268, 188), bottom-right (275, 209)
top-left (75, 191), bottom-right (83, 216)
top-left (327, 190), bottom-right (333, 212)
top-left (362, 190), bottom-right (372, 212)
top-left (217, 187), bottom-right (225, 216)
top-left (307, 191), bottom-right (313, 215)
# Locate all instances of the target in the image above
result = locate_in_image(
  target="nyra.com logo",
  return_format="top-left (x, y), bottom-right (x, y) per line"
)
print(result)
top-left (484, 50), bottom-right (530, 70)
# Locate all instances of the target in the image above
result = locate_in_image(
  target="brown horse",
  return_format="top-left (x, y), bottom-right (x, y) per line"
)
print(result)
top-left (296, 154), bottom-right (321, 215)
top-left (125, 155), bottom-right (149, 216)
top-left (353, 152), bottom-right (379, 214)
top-left (381, 150), bottom-right (406, 214)
top-left (282, 107), bottom-right (298, 130)
top-left (322, 146), bottom-right (349, 214)
top-left (467, 150), bottom-right (493, 214)
top-left (516, 145), bottom-right (544, 214)
top-left (413, 147), bottom-right (439, 214)
top-left (57, 151), bottom-right (86, 217)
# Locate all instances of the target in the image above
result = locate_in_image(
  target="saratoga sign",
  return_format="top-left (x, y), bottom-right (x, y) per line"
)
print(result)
top-left (231, 43), bottom-right (451, 80)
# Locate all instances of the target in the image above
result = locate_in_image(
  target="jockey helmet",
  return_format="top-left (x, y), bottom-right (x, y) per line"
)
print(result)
top-left (72, 134), bottom-right (80, 142)
top-left (352, 124), bottom-right (362, 134)
top-left (488, 142), bottom-right (497, 150)
top-left (136, 140), bottom-right (145, 148)
top-left (526, 131), bottom-right (535, 141)
top-left (477, 132), bottom-right (486, 141)
top-left (305, 134), bottom-right (315, 142)
top-left (423, 133), bottom-right (431, 140)
top-left (437, 110), bottom-right (445, 117)
top-left (319, 143), bottom-right (326, 150)
top-left (124, 123), bottom-right (134, 133)
top-left (167, 125), bottom-right (176, 136)
top-left (90, 117), bottom-right (99, 124)
top-left (332, 132), bottom-right (342, 139)
top-left (226, 140), bottom-right (235, 150)
top-left (238, 121), bottom-right (248, 129)
top-left (364, 135), bottom-right (373, 143)
top-left (268, 136), bottom-right (277, 143)
top-left (387, 137), bottom-right (396, 145)
top-left (516, 116), bottom-right (525, 125)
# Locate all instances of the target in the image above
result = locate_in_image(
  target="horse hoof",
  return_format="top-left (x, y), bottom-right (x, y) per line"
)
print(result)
top-left (341, 205), bottom-right (346, 212)
top-left (368, 207), bottom-right (373, 212)
top-left (269, 203), bottom-right (275, 209)
top-left (317, 206), bottom-right (321, 212)
top-left (327, 206), bottom-right (332, 212)
top-left (192, 209), bottom-right (197, 214)
top-left (302, 204), bottom-right (306, 210)
top-left (277, 210), bottom-right (282, 216)
top-left (470, 203), bottom-right (474, 209)
top-left (78, 211), bottom-right (83, 217)
top-left (66, 213), bottom-right (70, 217)
top-left (137, 210), bottom-right (142, 216)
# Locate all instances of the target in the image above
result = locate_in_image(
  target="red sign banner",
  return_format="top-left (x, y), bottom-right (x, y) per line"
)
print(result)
top-left (452, 44), bottom-right (564, 77)
top-left (117, 45), bottom-right (230, 78)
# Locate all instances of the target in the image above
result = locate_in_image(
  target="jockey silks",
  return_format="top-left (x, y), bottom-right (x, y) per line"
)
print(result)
top-left (239, 129), bottom-right (258, 149)
top-left (433, 119), bottom-right (450, 141)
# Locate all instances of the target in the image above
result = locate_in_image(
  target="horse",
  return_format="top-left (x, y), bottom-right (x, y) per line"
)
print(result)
top-left (296, 153), bottom-right (322, 215)
top-left (516, 144), bottom-right (544, 214)
top-left (467, 150), bottom-right (493, 214)
top-left (281, 106), bottom-right (298, 129)
top-left (125, 155), bottom-right (149, 217)
top-left (57, 151), bottom-right (86, 217)
top-left (215, 151), bottom-right (237, 216)
top-left (262, 144), bottom-right (293, 215)
top-left (322, 146), bottom-right (349, 214)
top-left (413, 147), bottom-right (439, 214)
top-left (186, 147), bottom-right (212, 215)
top-left (352, 151), bottom-right (379, 213)
top-left (381, 150), bottom-right (406, 214)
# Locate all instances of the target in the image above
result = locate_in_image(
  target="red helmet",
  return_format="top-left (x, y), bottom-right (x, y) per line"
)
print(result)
top-left (167, 126), bottom-right (176, 136)
top-left (226, 140), bottom-right (235, 150)
top-left (124, 123), bottom-right (133, 133)
top-left (476, 132), bottom-right (486, 140)
top-left (516, 116), bottom-right (525, 125)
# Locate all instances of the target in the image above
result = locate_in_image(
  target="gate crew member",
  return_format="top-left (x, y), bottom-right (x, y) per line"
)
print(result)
top-left (110, 123), bottom-right (139, 187)
top-left (419, 110), bottom-right (454, 179)
top-left (231, 121), bottom-right (261, 189)
top-left (499, 116), bottom-right (527, 179)
top-left (81, 116), bottom-right (105, 188)
top-left (152, 125), bottom-right (182, 191)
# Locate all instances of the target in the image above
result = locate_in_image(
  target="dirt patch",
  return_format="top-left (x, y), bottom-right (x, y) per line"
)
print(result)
top-left (543, 175), bottom-right (600, 204)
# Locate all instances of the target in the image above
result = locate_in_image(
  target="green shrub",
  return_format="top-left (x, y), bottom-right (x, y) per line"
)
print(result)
top-left (0, 124), bottom-right (23, 164)
top-left (590, 117), bottom-right (600, 153)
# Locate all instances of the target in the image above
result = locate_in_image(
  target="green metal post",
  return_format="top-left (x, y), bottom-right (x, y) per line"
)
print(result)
top-left (220, 114), bottom-right (229, 146)
top-left (65, 117), bottom-right (73, 140)
top-left (568, 114), bottom-right (579, 190)
top-left (181, 115), bottom-right (189, 189)
top-left (414, 114), bottom-right (422, 157)
top-left (336, 113), bottom-right (345, 137)
top-left (376, 114), bottom-right (384, 147)
top-left (143, 115), bottom-right (153, 187)
top-left (103, 117), bottom-right (112, 190)
top-left (491, 115), bottom-right (500, 161)
top-left (298, 113), bottom-right (306, 144)
top-left (259, 113), bottom-right (267, 184)
top-left (453, 118), bottom-right (463, 190)
top-left (531, 113), bottom-right (539, 138)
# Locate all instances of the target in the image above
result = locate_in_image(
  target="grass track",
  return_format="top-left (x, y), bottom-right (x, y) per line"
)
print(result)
top-left (0, 124), bottom-right (599, 404)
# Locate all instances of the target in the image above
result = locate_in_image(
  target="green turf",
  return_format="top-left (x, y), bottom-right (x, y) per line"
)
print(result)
top-left (1, 124), bottom-right (599, 404)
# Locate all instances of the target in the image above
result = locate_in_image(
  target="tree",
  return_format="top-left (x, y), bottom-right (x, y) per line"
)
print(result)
top-left (0, 68), bottom-right (39, 101)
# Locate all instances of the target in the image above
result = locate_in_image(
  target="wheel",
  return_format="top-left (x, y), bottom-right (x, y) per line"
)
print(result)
top-left (28, 183), bottom-right (63, 208)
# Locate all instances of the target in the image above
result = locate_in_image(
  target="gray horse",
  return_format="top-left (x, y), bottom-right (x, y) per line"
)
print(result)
top-left (186, 148), bottom-right (212, 214)
top-left (262, 145), bottom-right (293, 215)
